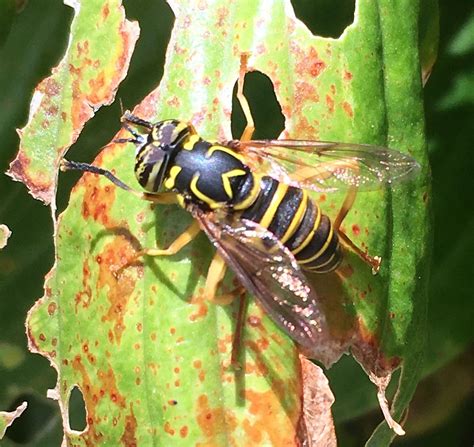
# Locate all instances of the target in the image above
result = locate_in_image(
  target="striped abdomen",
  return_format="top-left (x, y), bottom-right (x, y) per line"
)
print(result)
top-left (240, 176), bottom-right (342, 273)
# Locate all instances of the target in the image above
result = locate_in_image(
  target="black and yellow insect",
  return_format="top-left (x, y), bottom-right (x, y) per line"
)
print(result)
top-left (62, 71), bottom-right (419, 365)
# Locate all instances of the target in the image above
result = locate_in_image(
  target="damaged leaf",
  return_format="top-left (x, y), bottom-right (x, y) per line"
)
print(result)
top-left (299, 356), bottom-right (337, 447)
top-left (7, 0), bottom-right (139, 206)
top-left (21, 0), bottom-right (431, 445)
top-left (0, 224), bottom-right (11, 249)
top-left (0, 402), bottom-right (27, 440)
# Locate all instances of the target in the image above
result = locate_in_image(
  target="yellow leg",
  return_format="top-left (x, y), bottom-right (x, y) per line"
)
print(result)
top-left (237, 53), bottom-right (255, 142)
top-left (116, 220), bottom-right (201, 275)
top-left (204, 253), bottom-right (247, 369)
top-left (333, 186), bottom-right (381, 274)
top-left (204, 253), bottom-right (244, 305)
top-left (338, 230), bottom-right (381, 274)
top-left (230, 289), bottom-right (248, 370)
top-left (334, 186), bottom-right (358, 229)
top-left (137, 220), bottom-right (201, 258)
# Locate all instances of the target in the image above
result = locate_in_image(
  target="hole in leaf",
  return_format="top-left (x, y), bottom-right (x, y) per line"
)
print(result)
top-left (5, 393), bottom-right (58, 444)
top-left (231, 71), bottom-right (285, 140)
top-left (121, 0), bottom-right (174, 108)
top-left (68, 386), bottom-right (87, 432)
top-left (57, 0), bottom-right (174, 213)
top-left (291, 0), bottom-right (355, 38)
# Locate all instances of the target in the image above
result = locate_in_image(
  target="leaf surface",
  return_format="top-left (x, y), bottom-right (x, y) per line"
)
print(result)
top-left (0, 402), bottom-right (27, 440)
top-left (7, 0), bottom-right (139, 205)
top-left (23, 0), bottom-right (431, 444)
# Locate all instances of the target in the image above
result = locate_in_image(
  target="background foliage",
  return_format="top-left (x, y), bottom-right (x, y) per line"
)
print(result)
top-left (0, 0), bottom-right (472, 445)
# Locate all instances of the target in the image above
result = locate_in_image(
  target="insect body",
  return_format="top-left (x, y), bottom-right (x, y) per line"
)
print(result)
top-left (132, 118), bottom-right (343, 275)
top-left (62, 109), bottom-right (418, 366)
top-left (62, 71), bottom-right (419, 366)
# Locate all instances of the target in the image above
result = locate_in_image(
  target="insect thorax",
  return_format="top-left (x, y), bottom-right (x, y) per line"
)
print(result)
top-left (164, 138), bottom-right (256, 210)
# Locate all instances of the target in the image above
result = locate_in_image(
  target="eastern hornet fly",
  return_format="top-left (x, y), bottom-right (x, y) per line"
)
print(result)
top-left (61, 64), bottom-right (419, 367)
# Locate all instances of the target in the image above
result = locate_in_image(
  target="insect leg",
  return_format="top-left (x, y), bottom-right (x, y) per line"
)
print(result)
top-left (204, 252), bottom-right (247, 369)
top-left (60, 159), bottom-right (179, 205)
top-left (334, 185), bottom-right (358, 230)
top-left (230, 288), bottom-right (248, 370)
top-left (135, 219), bottom-right (201, 258)
top-left (204, 253), bottom-right (233, 304)
top-left (236, 53), bottom-right (255, 142)
top-left (334, 186), bottom-right (381, 274)
top-left (115, 219), bottom-right (201, 276)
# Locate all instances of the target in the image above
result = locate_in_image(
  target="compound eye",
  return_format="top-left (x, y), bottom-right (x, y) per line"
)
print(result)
top-left (135, 144), bottom-right (167, 193)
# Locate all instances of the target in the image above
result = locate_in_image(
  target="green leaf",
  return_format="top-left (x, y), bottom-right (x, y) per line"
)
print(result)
top-left (419, 0), bottom-right (439, 84)
top-left (21, 0), bottom-right (431, 444)
top-left (0, 402), bottom-right (27, 440)
top-left (7, 0), bottom-right (139, 205)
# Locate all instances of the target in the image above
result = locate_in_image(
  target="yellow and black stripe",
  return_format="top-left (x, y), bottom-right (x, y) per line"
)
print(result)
top-left (133, 118), bottom-right (342, 274)
top-left (239, 176), bottom-right (342, 273)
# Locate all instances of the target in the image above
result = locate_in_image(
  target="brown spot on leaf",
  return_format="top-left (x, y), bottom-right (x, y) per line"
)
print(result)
top-left (326, 94), bottom-right (334, 113)
top-left (102, 3), bottom-right (110, 21)
top-left (44, 78), bottom-right (60, 96)
top-left (179, 425), bottom-right (189, 438)
top-left (89, 71), bottom-right (107, 103)
top-left (352, 224), bottom-right (360, 236)
top-left (80, 174), bottom-right (117, 226)
top-left (193, 360), bottom-right (202, 369)
top-left (342, 101), bottom-right (353, 118)
top-left (241, 389), bottom-right (299, 444)
top-left (217, 334), bottom-right (232, 354)
top-left (120, 403), bottom-right (137, 446)
top-left (164, 421), bottom-right (176, 436)
top-left (77, 40), bottom-right (90, 57)
top-left (167, 96), bottom-right (181, 108)
top-left (71, 356), bottom-right (104, 445)
top-left (198, 369), bottom-right (206, 382)
top-left (216, 7), bottom-right (228, 27)
top-left (295, 46), bottom-right (326, 78)
top-left (98, 366), bottom-right (126, 408)
top-left (344, 70), bottom-right (353, 81)
top-left (98, 238), bottom-right (138, 344)
top-left (47, 302), bottom-right (57, 315)
top-left (8, 151), bottom-right (52, 202)
top-left (196, 394), bottom-right (226, 439)
top-left (47, 105), bottom-right (58, 116)
top-left (352, 318), bottom-right (402, 376)
top-left (75, 258), bottom-right (92, 313)
top-left (247, 315), bottom-right (261, 327)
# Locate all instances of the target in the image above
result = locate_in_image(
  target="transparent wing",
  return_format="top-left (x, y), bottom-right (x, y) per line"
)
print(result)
top-left (191, 206), bottom-right (343, 365)
top-left (236, 139), bottom-right (420, 193)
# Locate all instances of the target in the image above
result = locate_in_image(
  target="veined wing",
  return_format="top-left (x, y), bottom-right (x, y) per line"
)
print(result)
top-left (191, 206), bottom-right (345, 366)
top-left (235, 139), bottom-right (420, 193)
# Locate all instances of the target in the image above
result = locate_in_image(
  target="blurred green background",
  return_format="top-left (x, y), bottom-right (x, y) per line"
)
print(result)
top-left (0, 0), bottom-right (472, 445)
